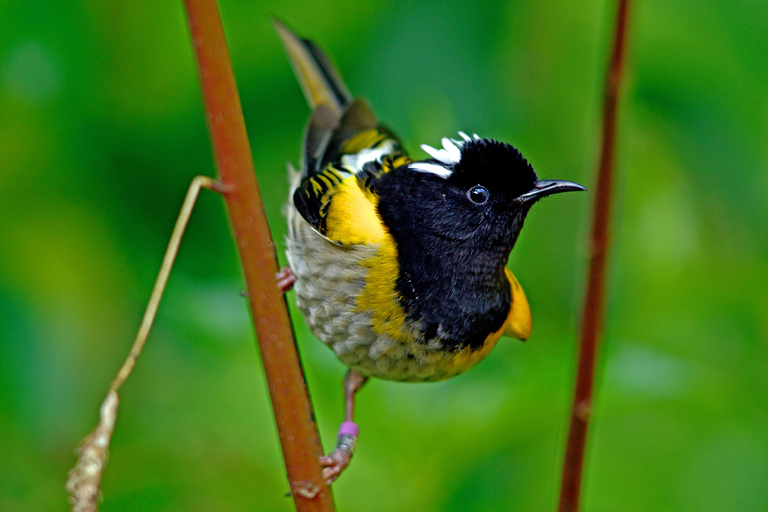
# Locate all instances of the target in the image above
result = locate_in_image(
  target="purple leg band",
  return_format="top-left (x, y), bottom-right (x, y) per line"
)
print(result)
top-left (338, 421), bottom-right (359, 438)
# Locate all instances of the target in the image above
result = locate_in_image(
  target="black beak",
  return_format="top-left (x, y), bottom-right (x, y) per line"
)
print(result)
top-left (518, 179), bottom-right (586, 202)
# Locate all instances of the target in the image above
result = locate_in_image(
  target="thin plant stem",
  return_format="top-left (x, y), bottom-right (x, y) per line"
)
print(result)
top-left (67, 175), bottom-right (217, 512)
top-left (181, 0), bottom-right (335, 510)
top-left (558, 0), bottom-right (631, 511)
top-left (110, 175), bottom-right (218, 392)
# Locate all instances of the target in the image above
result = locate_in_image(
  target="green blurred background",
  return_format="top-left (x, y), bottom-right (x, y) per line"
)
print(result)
top-left (2, 0), bottom-right (767, 510)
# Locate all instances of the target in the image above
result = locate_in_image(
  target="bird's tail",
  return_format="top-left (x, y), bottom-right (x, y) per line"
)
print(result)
top-left (272, 18), bottom-right (352, 119)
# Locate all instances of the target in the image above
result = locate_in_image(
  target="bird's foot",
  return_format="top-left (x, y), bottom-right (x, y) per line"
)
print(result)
top-left (276, 266), bottom-right (296, 293)
top-left (320, 447), bottom-right (352, 484)
top-left (320, 421), bottom-right (358, 484)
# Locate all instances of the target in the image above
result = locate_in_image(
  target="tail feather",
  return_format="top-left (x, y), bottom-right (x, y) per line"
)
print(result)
top-left (272, 18), bottom-right (351, 117)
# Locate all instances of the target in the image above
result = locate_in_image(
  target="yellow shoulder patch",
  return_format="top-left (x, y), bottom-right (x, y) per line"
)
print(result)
top-left (324, 176), bottom-right (386, 245)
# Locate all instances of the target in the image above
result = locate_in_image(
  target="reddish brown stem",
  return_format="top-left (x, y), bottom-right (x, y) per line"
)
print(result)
top-left (181, 1), bottom-right (335, 510)
top-left (558, 0), bottom-right (631, 511)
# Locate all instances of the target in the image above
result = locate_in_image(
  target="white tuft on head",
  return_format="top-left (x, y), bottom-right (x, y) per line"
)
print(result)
top-left (411, 132), bottom-right (484, 179)
top-left (420, 137), bottom-right (463, 165)
top-left (409, 161), bottom-right (453, 178)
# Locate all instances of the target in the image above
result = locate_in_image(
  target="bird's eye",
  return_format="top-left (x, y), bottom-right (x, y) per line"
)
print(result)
top-left (467, 185), bottom-right (489, 205)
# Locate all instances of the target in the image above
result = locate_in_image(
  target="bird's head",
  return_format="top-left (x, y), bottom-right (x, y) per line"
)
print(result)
top-left (376, 133), bottom-right (585, 256)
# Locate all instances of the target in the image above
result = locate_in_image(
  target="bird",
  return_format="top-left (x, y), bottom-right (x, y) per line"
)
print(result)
top-left (273, 19), bottom-right (585, 483)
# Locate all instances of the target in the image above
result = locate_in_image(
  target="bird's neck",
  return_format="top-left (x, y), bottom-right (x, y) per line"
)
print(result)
top-left (392, 232), bottom-right (514, 351)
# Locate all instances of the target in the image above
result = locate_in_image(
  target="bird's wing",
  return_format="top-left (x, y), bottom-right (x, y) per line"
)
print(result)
top-left (304, 98), bottom-right (381, 176)
top-left (293, 126), bottom-right (410, 246)
top-left (275, 19), bottom-right (410, 246)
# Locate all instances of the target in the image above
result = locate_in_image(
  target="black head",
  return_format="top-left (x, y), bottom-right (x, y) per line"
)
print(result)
top-left (446, 136), bottom-right (539, 200)
top-left (378, 133), bottom-right (585, 250)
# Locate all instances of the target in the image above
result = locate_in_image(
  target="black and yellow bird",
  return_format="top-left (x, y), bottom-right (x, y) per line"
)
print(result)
top-left (274, 20), bottom-right (585, 483)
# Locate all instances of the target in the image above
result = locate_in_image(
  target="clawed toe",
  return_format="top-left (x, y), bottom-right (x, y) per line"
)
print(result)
top-left (320, 448), bottom-right (352, 484)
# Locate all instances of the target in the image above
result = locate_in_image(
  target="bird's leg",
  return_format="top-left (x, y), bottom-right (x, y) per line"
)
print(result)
top-left (320, 369), bottom-right (368, 483)
top-left (276, 266), bottom-right (296, 293)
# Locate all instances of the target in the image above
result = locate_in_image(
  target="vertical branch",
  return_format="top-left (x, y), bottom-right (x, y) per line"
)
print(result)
top-left (181, 1), bottom-right (335, 510)
top-left (558, 0), bottom-right (631, 511)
